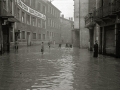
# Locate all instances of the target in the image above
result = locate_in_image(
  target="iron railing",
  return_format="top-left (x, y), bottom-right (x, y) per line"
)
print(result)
top-left (94, 0), bottom-right (120, 19)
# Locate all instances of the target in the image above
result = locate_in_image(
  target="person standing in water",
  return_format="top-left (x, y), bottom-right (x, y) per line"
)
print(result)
top-left (41, 42), bottom-right (44, 54)
top-left (93, 40), bottom-right (98, 57)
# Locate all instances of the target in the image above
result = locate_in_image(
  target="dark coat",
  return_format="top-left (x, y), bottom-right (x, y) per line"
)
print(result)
top-left (93, 43), bottom-right (98, 57)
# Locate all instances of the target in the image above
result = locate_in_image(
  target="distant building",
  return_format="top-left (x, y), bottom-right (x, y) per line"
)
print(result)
top-left (73, 0), bottom-right (89, 48)
top-left (60, 15), bottom-right (74, 44)
top-left (0, 0), bottom-right (61, 54)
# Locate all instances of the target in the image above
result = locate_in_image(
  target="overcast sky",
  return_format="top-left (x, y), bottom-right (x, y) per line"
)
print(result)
top-left (52, 0), bottom-right (74, 19)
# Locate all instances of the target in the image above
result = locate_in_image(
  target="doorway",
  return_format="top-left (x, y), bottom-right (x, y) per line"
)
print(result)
top-left (2, 25), bottom-right (10, 53)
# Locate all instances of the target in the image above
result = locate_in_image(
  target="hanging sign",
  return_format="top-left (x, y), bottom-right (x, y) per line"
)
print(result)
top-left (17, 0), bottom-right (46, 20)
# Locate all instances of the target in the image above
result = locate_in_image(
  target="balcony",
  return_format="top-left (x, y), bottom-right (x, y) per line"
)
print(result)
top-left (0, 0), bottom-right (19, 23)
top-left (94, 0), bottom-right (120, 23)
top-left (112, 0), bottom-right (120, 13)
top-left (85, 13), bottom-right (95, 29)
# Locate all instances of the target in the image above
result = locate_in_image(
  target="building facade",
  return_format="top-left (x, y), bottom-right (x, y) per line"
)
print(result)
top-left (85, 0), bottom-right (97, 51)
top-left (0, 0), bottom-right (61, 54)
top-left (0, 0), bottom-right (19, 54)
top-left (85, 0), bottom-right (120, 57)
top-left (73, 0), bottom-right (89, 48)
top-left (60, 15), bottom-right (74, 44)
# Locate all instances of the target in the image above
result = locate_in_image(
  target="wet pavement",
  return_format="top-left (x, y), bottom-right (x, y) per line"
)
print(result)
top-left (0, 45), bottom-right (120, 90)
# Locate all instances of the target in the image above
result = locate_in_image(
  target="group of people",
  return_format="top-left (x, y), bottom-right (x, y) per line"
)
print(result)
top-left (40, 42), bottom-right (73, 54)
top-left (41, 41), bottom-right (98, 58)
top-left (66, 43), bottom-right (72, 48)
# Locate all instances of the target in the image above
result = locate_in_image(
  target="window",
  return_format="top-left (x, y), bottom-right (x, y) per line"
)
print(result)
top-left (9, 0), bottom-right (12, 14)
top-left (42, 5), bottom-right (46, 14)
top-left (21, 31), bottom-right (25, 39)
top-left (43, 34), bottom-right (45, 40)
top-left (33, 33), bottom-right (36, 39)
top-left (3, 0), bottom-right (7, 9)
top-left (48, 19), bottom-right (50, 26)
top-left (37, 2), bottom-right (41, 11)
top-left (30, 0), bottom-right (31, 6)
top-left (42, 20), bottom-right (46, 29)
top-left (18, 30), bottom-right (21, 39)
top-left (39, 34), bottom-right (41, 39)
top-left (47, 31), bottom-right (49, 38)
top-left (50, 7), bottom-right (52, 14)
top-left (38, 19), bottom-right (42, 27)
top-left (27, 14), bottom-right (30, 25)
top-left (22, 12), bottom-right (25, 23)
top-left (17, 8), bottom-right (20, 20)
top-left (32, 17), bottom-right (36, 26)
top-left (50, 19), bottom-right (52, 27)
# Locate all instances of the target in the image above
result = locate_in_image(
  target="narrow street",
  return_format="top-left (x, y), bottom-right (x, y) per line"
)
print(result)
top-left (0, 45), bottom-right (120, 90)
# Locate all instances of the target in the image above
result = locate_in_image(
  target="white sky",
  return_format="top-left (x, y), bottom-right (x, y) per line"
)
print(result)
top-left (52, 0), bottom-right (74, 19)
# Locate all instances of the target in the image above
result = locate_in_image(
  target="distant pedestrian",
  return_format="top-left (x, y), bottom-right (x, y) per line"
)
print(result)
top-left (41, 42), bottom-right (44, 54)
top-left (70, 44), bottom-right (72, 48)
top-left (93, 40), bottom-right (98, 57)
top-left (66, 43), bottom-right (68, 48)
top-left (59, 43), bottom-right (61, 48)
top-left (48, 42), bottom-right (51, 49)
top-left (15, 40), bottom-right (18, 52)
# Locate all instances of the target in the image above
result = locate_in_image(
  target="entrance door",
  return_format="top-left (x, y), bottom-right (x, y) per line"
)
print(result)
top-left (2, 25), bottom-right (10, 52)
top-left (27, 32), bottom-right (31, 46)
top-left (105, 26), bottom-right (115, 55)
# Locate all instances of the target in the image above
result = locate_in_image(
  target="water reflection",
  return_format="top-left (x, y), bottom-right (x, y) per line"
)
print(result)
top-left (30, 48), bottom-right (75, 90)
top-left (0, 47), bottom-right (120, 90)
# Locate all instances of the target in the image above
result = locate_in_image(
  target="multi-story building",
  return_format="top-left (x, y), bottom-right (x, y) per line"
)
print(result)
top-left (46, 1), bottom-right (61, 44)
top-left (60, 15), bottom-right (74, 44)
top-left (85, 0), bottom-right (120, 57)
top-left (0, 0), bottom-right (61, 54)
top-left (0, 0), bottom-right (20, 54)
top-left (73, 0), bottom-right (89, 48)
top-left (85, 0), bottom-right (97, 51)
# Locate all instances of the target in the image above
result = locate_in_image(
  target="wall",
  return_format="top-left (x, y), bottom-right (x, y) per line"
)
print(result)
top-left (80, 0), bottom-right (89, 48)
top-left (60, 17), bottom-right (73, 44)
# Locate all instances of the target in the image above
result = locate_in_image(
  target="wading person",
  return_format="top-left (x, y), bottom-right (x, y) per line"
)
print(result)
top-left (93, 40), bottom-right (98, 57)
top-left (41, 42), bottom-right (44, 54)
top-left (48, 42), bottom-right (50, 49)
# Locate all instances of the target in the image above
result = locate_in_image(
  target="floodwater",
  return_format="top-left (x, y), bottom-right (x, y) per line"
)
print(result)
top-left (0, 46), bottom-right (120, 90)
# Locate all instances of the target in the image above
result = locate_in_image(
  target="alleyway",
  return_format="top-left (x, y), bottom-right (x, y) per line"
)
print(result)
top-left (0, 45), bottom-right (120, 90)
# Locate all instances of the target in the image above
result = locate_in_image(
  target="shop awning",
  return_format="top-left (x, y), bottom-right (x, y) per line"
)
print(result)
top-left (8, 17), bottom-right (20, 22)
top-left (0, 16), bottom-right (20, 22)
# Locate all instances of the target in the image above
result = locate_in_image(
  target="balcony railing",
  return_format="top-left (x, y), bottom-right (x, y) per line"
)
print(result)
top-left (112, 0), bottom-right (120, 13)
top-left (85, 13), bottom-right (95, 28)
top-left (94, 0), bottom-right (120, 20)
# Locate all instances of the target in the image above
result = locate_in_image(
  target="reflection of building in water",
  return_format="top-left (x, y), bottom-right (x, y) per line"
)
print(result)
top-left (0, 0), bottom-right (61, 54)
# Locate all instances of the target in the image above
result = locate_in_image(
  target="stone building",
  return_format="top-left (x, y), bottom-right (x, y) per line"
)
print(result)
top-left (0, 0), bottom-right (19, 54)
top-left (0, 0), bottom-right (61, 54)
top-left (73, 0), bottom-right (89, 48)
top-left (60, 15), bottom-right (74, 44)
top-left (85, 0), bottom-right (120, 57)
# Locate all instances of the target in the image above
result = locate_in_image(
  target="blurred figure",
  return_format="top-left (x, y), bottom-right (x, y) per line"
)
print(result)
top-left (41, 42), bottom-right (44, 54)
top-left (15, 40), bottom-right (18, 52)
top-left (59, 43), bottom-right (61, 48)
top-left (48, 42), bottom-right (51, 49)
top-left (93, 40), bottom-right (98, 57)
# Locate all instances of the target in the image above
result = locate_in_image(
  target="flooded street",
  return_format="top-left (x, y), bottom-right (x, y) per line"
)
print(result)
top-left (0, 46), bottom-right (120, 90)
